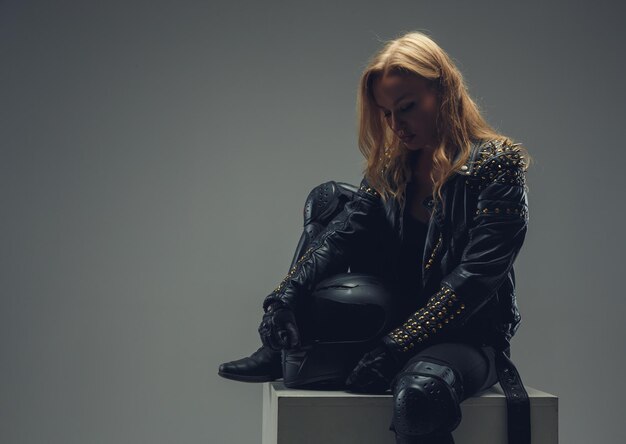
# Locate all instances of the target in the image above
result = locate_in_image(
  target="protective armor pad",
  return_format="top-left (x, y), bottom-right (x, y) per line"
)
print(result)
top-left (391, 361), bottom-right (464, 436)
top-left (303, 181), bottom-right (356, 227)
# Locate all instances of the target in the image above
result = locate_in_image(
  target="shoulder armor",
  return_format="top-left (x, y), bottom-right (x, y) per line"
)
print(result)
top-left (464, 139), bottom-right (527, 192)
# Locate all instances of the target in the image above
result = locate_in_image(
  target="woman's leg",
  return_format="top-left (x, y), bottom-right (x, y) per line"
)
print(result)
top-left (218, 180), bottom-right (359, 383)
top-left (388, 340), bottom-right (499, 444)
top-left (284, 180), bottom-right (360, 342)
top-left (287, 180), bottom-right (357, 271)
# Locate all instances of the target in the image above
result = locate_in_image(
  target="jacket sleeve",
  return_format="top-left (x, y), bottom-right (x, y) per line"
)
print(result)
top-left (382, 143), bottom-right (529, 354)
top-left (262, 177), bottom-right (383, 313)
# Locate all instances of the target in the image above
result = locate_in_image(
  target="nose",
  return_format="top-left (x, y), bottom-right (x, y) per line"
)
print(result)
top-left (389, 113), bottom-right (408, 135)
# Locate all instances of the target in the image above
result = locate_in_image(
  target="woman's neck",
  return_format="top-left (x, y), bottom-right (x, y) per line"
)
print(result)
top-left (410, 148), bottom-right (436, 185)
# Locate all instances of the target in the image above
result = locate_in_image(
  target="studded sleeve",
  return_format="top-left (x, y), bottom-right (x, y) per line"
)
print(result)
top-left (262, 177), bottom-right (383, 313)
top-left (382, 143), bottom-right (529, 354)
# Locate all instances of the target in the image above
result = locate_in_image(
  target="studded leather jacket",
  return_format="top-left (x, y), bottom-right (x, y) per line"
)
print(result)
top-left (262, 138), bottom-right (529, 356)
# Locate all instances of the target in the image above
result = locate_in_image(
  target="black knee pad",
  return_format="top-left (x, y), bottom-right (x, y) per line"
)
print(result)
top-left (288, 181), bottom-right (357, 272)
top-left (302, 181), bottom-right (357, 238)
top-left (391, 360), bottom-right (465, 436)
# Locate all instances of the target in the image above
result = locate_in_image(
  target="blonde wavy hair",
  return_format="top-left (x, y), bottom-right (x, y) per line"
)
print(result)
top-left (356, 30), bottom-right (532, 207)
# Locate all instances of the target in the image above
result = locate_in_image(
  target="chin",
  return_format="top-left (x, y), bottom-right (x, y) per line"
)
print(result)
top-left (404, 142), bottom-right (424, 151)
top-left (404, 138), bottom-right (436, 151)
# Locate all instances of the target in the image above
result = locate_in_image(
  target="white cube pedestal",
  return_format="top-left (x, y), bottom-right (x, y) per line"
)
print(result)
top-left (262, 381), bottom-right (557, 444)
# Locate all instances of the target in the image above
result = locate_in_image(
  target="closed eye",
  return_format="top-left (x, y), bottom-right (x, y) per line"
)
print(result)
top-left (383, 102), bottom-right (414, 118)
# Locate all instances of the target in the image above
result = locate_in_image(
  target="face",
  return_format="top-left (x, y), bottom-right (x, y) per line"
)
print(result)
top-left (372, 72), bottom-right (439, 152)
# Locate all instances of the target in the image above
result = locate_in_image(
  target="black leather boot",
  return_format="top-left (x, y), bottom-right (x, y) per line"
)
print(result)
top-left (218, 181), bottom-right (357, 383)
top-left (218, 345), bottom-right (283, 382)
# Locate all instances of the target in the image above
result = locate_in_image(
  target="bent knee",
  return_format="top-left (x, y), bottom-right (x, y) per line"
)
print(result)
top-left (303, 181), bottom-right (356, 226)
top-left (391, 361), bottom-right (463, 436)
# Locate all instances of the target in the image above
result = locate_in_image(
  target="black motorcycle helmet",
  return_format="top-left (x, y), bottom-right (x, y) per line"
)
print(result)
top-left (281, 272), bottom-right (402, 390)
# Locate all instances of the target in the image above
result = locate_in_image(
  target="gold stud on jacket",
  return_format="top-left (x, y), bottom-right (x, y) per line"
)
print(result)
top-left (384, 284), bottom-right (465, 352)
top-left (382, 139), bottom-right (529, 355)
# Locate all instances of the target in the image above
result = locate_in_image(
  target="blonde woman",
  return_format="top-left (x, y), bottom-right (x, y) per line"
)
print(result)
top-left (220, 30), bottom-right (532, 444)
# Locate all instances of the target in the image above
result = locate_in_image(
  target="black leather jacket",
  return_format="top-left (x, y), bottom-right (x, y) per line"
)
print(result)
top-left (263, 138), bottom-right (529, 356)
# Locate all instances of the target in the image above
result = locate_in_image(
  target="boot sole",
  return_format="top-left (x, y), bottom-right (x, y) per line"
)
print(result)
top-left (218, 370), bottom-right (282, 383)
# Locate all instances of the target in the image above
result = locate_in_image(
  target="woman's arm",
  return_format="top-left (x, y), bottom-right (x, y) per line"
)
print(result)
top-left (382, 144), bottom-right (529, 354)
top-left (262, 177), bottom-right (383, 313)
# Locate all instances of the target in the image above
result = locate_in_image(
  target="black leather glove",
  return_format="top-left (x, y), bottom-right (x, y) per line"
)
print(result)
top-left (258, 302), bottom-right (301, 351)
top-left (345, 340), bottom-right (409, 394)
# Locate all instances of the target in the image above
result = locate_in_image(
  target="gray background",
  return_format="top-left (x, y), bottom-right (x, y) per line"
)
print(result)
top-left (1, 0), bottom-right (624, 443)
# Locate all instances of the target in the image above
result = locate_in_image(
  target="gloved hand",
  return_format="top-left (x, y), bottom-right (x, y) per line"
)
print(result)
top-left (345, 340), bottom-right (407, 394)
top-left (258, 302), bottom-right (301, 351)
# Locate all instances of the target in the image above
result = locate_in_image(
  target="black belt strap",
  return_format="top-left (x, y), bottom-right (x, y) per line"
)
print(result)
top-left (494, 347), bottom-right (531, 444)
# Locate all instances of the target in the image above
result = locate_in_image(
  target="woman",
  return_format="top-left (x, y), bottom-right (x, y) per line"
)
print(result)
top-left (219, 31), bottom-right (532, 444)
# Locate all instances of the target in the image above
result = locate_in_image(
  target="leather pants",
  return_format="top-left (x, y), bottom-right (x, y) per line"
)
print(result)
top-left (289, 181), bottom-right (500, 443)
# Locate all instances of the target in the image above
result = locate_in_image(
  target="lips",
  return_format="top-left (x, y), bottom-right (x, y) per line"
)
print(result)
top-left (400, 134), bottom-right (414, 142)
